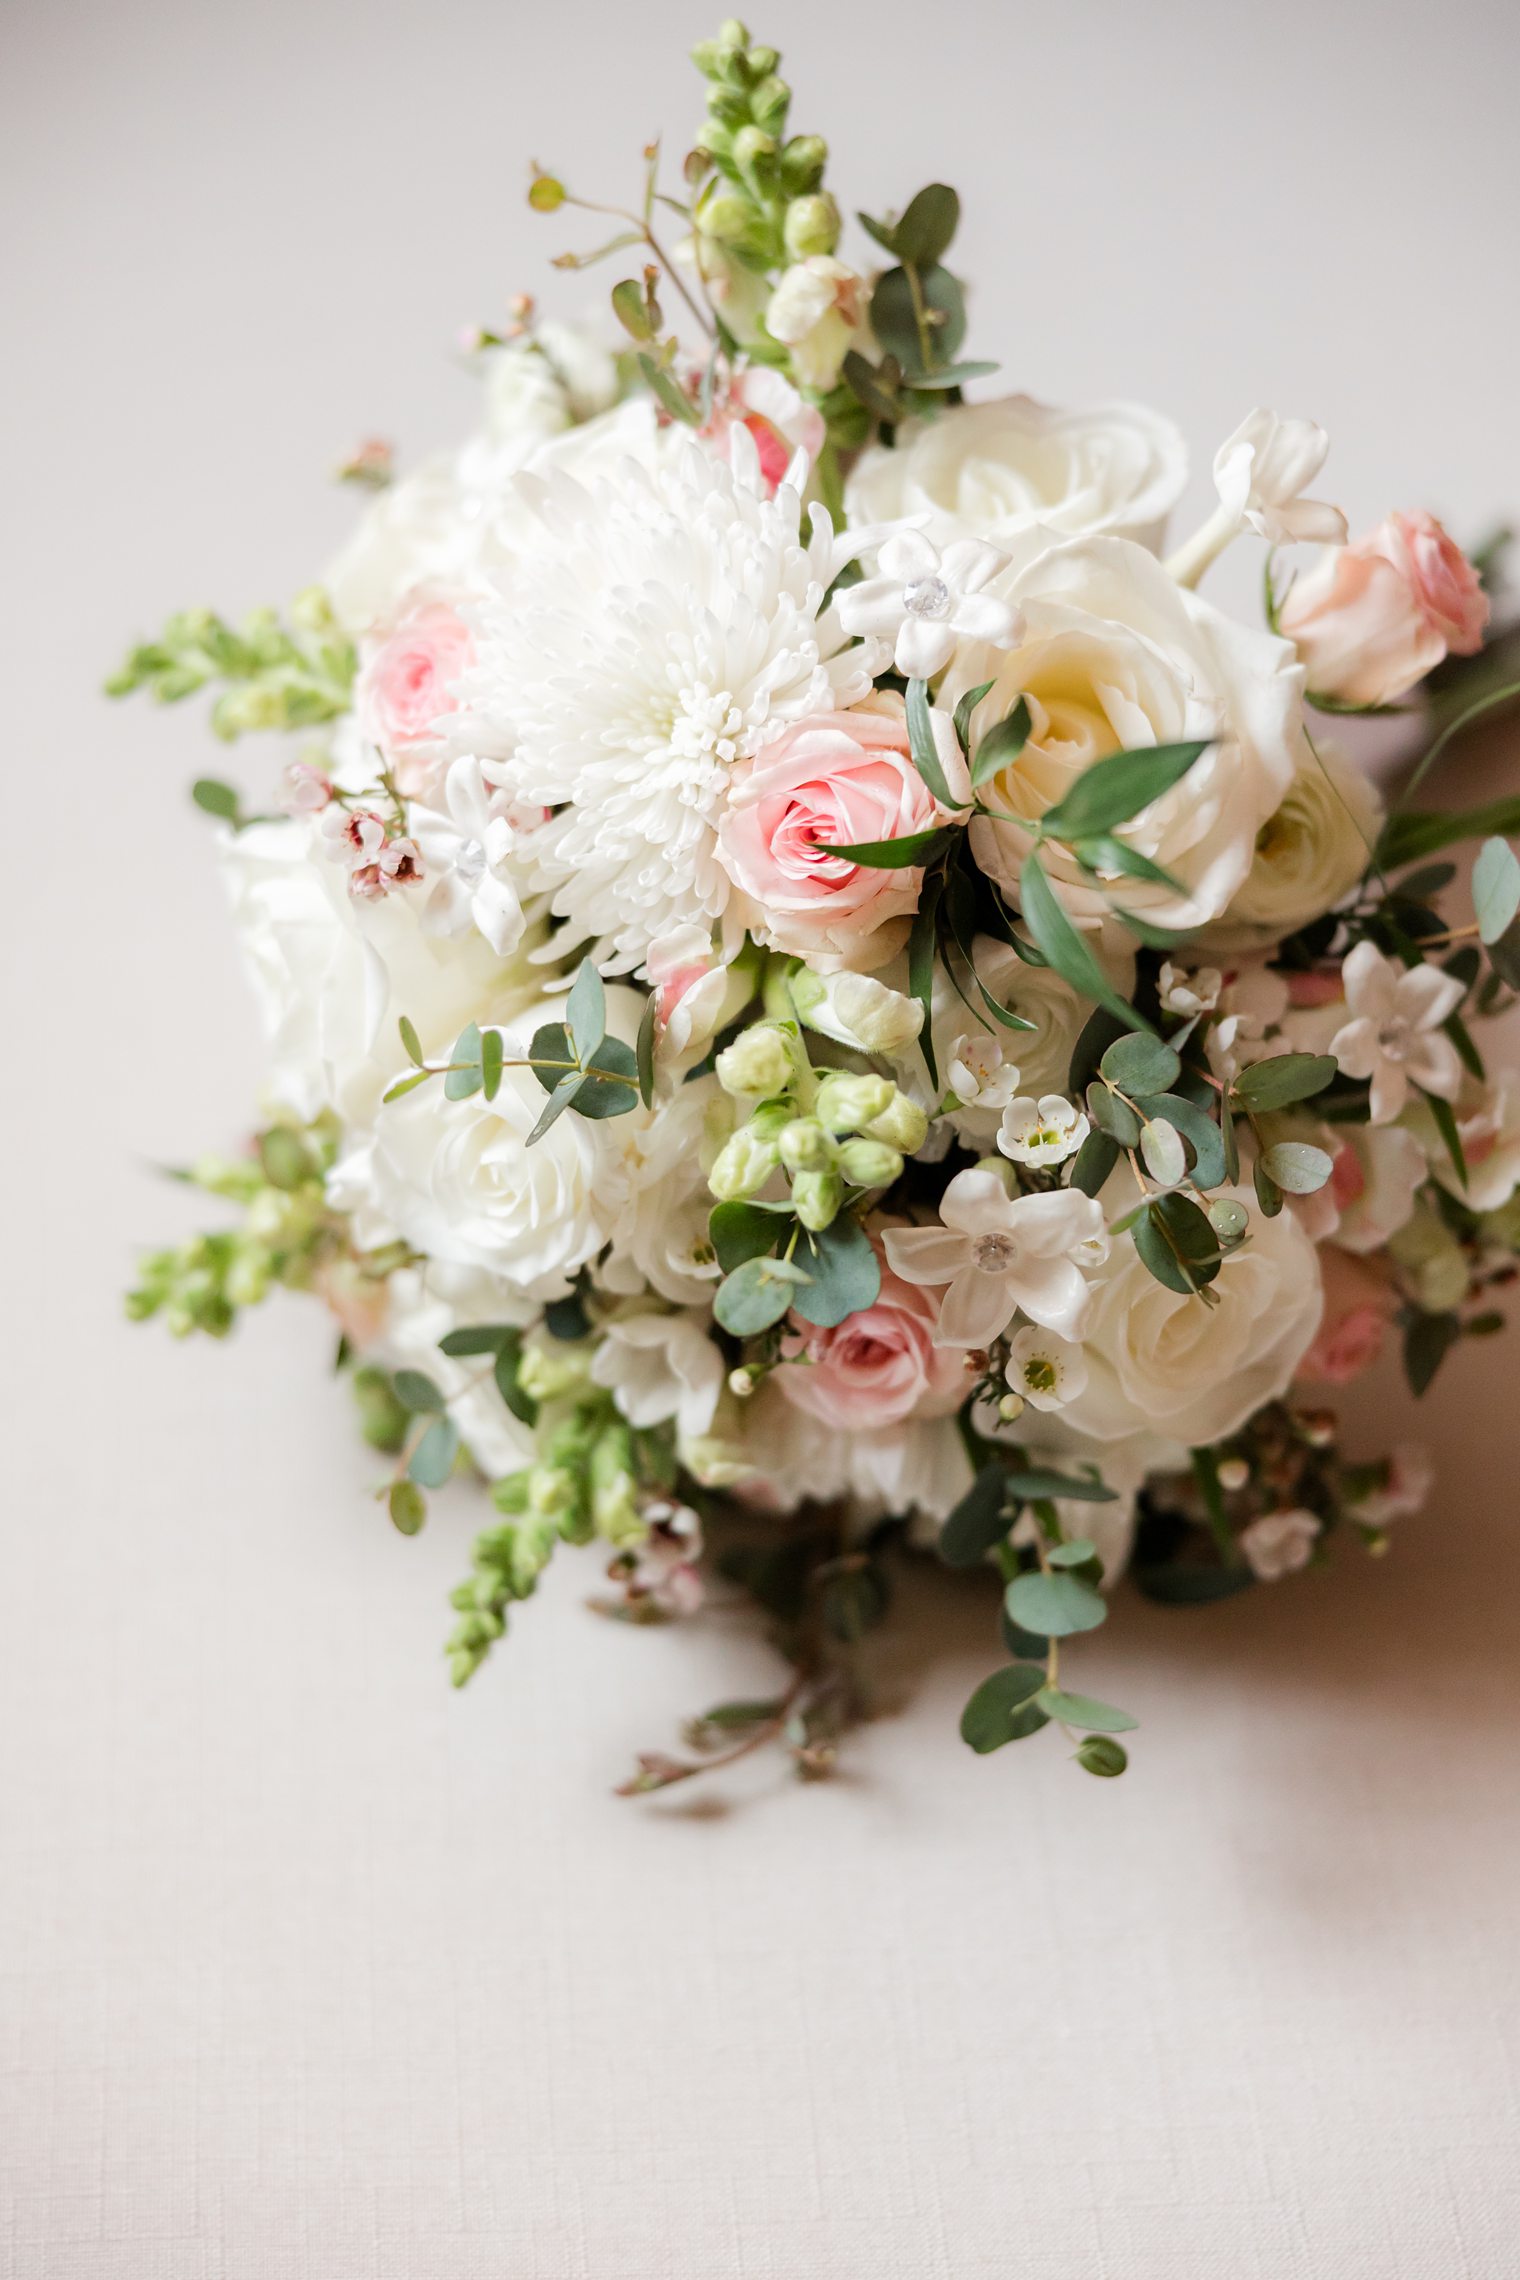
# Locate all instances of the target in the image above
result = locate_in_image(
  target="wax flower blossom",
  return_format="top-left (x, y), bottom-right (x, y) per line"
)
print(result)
top-left (116, 12), bottom-right (1520, 1792)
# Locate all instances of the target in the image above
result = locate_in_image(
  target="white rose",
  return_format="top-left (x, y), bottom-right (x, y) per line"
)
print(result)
top-left (356, 1011), bottom-right (628, 1299)
top-left (1200, 741), bottom-right (1382, 952)
top-left (375, 1262), bottom-right (537, 1479)
top-left (945, 536), bottom-right (1304, 931)
top-left (844, 395), bottom-right (1188, 554)
top-left (1061, 1180), bottom-right (1324, 1447)
top-left (220, 820), bottom-right (534, 1130)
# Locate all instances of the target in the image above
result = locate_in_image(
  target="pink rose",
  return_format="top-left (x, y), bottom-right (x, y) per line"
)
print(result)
top-left (1296, 1248), bottom-right (1395, 1386)
top-left (355, 598), bottom-right (475, 792)
top-left (716, 703), bottom-right (961, 971)
top-left (778, 1255), bottom-right (967, 1429)
top-left (1280, 511), bottom-right (1488, 708)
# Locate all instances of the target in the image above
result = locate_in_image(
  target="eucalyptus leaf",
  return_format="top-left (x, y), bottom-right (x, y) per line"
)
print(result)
top-left (566, 959), bottom-right (606, 1062)
top-left (1140, 1117), bottom-right (1186, 1186)
top-left (1261, 1140), bottom-right (1333, 1194)
top-left (636, 993), bottom-right (658, 1109)
top-left (571, 1036), bottom-right (640, 1119)
top-left (393, 1368), bottom-right (444, 1413)
top-left (1473, 836), bottom-right (1520, 944)
top-left (528, 1022), bottom-right (575, 1096)
top-left (479, 1027), bottom-right (503, 1102)
top-left (791, 1213), bottom-right (881, 1328)
top-left (388, 1480), bottom-right (426, 1536)
top-left (1069, 1126), bottom-right (1120, 1197)
top-left (1000, 1467), bottom-right (1115, 1505)
top-left (891, 182), bottom-right (960, 267)
top-left (637, 353), bottom-right (700, 424)
top-left (1134, 1091), bottom-right (1228, 1190)
top-left (397, 1015), bottom-right (424, 1067)
top-left (1005, 1569), bottom-right (1106, 1637)
top-left (191, 776), bottom-right (241, 820)
top-left (709, 1199), bottom-right (788, 1274)
top-left (960, 1663), bottom-right (1048, 1753)
top-left (939, 1465), bottom-right (1011, 1568)
top-left (444, 1022), bottom-right (484, 1101)
top-left (409, 1415), bottom-right (460, 1488)
top-left (1403, 1309), bottom-right (1461, 1396)
top-left (1101, 1032), bottom-right (1180, 1096)
top-left (1075, 1735), bottom-right (1128, 1777)
top-left (1035, 1688), bottom-right (1138, 1734)
top-left (1232, 1052), bottom-right (1338, 1111)
top-left (713, 1254), bottom-right (812, 1336)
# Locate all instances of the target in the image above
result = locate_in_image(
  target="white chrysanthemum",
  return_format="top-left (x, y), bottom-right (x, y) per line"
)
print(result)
top-left (470, 431), bottom-right (878, 972)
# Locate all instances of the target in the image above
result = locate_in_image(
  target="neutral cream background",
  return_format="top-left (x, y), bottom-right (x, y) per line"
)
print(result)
top-left (4, 0), bottom-right (1520, 2273)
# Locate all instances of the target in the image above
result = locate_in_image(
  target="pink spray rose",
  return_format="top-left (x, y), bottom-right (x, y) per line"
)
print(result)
top-left (1280, 511), bottom-right (1488, 708)
top-left (1296, 1247), bottom-right (1397, 1386)
top-left (779, 1254), bottom-right (968, 1429)
top-left (716, 700), bottom-right (963, 971)
top-left (355, 597), bottom-right (476, 791)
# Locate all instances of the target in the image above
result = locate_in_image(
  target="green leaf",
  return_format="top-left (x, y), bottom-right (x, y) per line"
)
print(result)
top-left (1101, 1033), bottom-right (1180, 1095)
top-left (841, 349), bottom-right (904, 428)
top-left (636, 993), bottom-right (658, 1109)
top-left (381, 1068), bottom-right (432, 1104)
top-left (713, 1253), bottom-right (812, 1336)
top-left (1071, 835), bottom-right (1185, 895)
top-left (444, 1022), bottom-right (484, 1101)
top-left (820, 825), bottom-right (957, 869)
top-left (791, 1213), bottom-right (881, 1329)
top-left (855, 210), bottom-right (902, 257)
top-left (1261, 1140), bottom-right (1333, 1194)
top-left (1086, 1082), bottom-right (1142, 1148)
top-left (1075, 1735), bottom-right (1128, 1777)
top-left (821, 1563), bottom-right (890, 1643)
top-left (1035, 1688), bottom-right (1138, 1734)
top-left (1232, 1052), bottom-right (1338, 1111)
top-left (566, 959), bottom-right (606, 1063)
top-left (610, 277), bottom-right (655, 342)
top-left (258, 1125), bottom-right (313, 1191)
top-left (1253, 1153), bottom-right (1283, 1218)
top-left (1379, 795), bottom-right (1520, 869)
top-left (1134, 1559), bottom-right (1255, 1607)
top-left (908, 874), bottom-right (944, 1090)
top-left (870, 264), bottom-right (966, 378)
top-left (191, 776), bottom-right (241, 821)
top-left (1136, 1092), bottom-right (1228, 1190)
top-left (543, 1293), bottom-right (590, 1341)
top-left (1069, 1127), bottom-right (1120, 1197)
top-left (392, 1369), bottom-right (445, 1413)
top-left (1005, 1569), bottom-right (1107, 1637)
top-left (529, 1021), bottom-right (575, 1095)
top-left (409, 1415), bottom-right (460, 1488)
top-left (571, 1036), bottom-right (640, 1118)
top-left (891, 182), bottom-right (960, 267)
top-left (437, 1325), bottom-right (512, 1358)
top-left (953, 681), bottom-right (994, 754)
top-left (1047, 1538), bottom-right (1098, 1569)
top-left (1018, 853), bottom-right (1150, 1034)
top-left (493, 1341), bottom-right (538, 1427)
top-left (1403, 1310), bottom-right (1461, 1397)
top-left (1133, 1192), bottom-right (1222, 1294)
top-left (388, 1480), bottom-right (427, 1536)
top-left (479, 1027), bottom-right (504, 1102)
top-left (970, 697), bottom-right (1031, 790)
top-left (960, 1664), bottom-right (1049, 1753)
top-left (1038, 741), bottom-right (1209, 843)
top-left (397, 1014), bottom-right (424, 1068)
top-left (637, 353), bottom-right (700, 424)
top-left (906, 359), bottom-right (1000, 391)
top-left (1003, 1465), bottom-right (1115, 1505)
top-left (709, 1199), bottom-right (788, 1274)
top-left (525, 1069), bottom-right (582, 1144)
top-left (1424, 1089), bottom-right (1468, 1189)
top-left (905, 679), bottom-right (965, 810)
top-left (939, 1465), bottom-right (1012, 1568)
top-left (1473, 836), bottom-right (1520, 944)
top-left (941, 874), bottom-right (1037, 1034)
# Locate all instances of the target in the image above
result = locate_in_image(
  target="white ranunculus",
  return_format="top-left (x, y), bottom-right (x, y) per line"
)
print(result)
top-left (356, 1012), bottom-right (628, 1299)
top-left (220, 820), bottom-right (535, 1129)
top-left (945, 536), bottom-right (1304, 931)
top-left (844, 395), bottom-right (1188, 553)
top-left (1061, 1179), bottom-right (1324, 1448)
top-left (1200, 741), bottom-right (1382, 952)
top-left (375, 1262), bottom-right (538, 1479)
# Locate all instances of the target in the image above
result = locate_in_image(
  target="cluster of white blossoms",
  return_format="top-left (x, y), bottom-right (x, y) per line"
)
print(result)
top-left (122, 17), bottom-right (1519, 1781)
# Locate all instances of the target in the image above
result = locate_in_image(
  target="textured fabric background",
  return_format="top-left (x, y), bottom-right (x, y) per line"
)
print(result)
top-left (4, 0), bottom-right (1519, 2271)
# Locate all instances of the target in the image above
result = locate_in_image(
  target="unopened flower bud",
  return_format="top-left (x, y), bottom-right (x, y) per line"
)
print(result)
top-left (863, 1093), bottom-right (930, 1154)
top-left (727, 1365), bottom-right (758, 1398)
top-left (696, 189), bottom-right (751, 244)
top-left (815, 1072), bottom-right (894, 1134)
top-left (517, 1338), bottom-right (592, 1403)
top-left (745, 43), bottom-right (779, 75)
top-left (1297, 1409), bottom-right (1337, 1449)
top-left (779, 134), bottom-right (827, 193)
top-left (717, 18), bottom-right (749, 52)
top-left (791, 1169), bottom-right (843, 1230)
top-left (1217, 1456), bottom-right (1250, 1493)
top-left (528, 1464), bottom-right (575, 1520)
top-left (998, 1392), bottom-right (1026, 1424)
top-left (716, 1023), bottom-right (795, 1098)
top-left (779, 1117), bottom-right (834, 1173)
top-left (709, 1127), bottom-right (781, 1201)
top-left (225, 1247), bottom-right (271, 1308)
top-left (784, 192), bottom-right (839, 259)
top-left (749, 77), bottom-right (790, 132)
top-left (836, 1137), bottom-right (904, 1189)
top-left (732, 125), bottom-right (776, 174)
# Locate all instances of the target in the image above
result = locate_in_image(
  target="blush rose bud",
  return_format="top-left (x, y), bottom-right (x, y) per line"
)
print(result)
top-left (1279, 511), bottom-right (1488, 708)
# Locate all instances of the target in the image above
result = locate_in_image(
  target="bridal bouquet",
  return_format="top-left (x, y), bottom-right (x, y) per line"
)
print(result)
top-left (117, 21), bottom-right (1520, 1789)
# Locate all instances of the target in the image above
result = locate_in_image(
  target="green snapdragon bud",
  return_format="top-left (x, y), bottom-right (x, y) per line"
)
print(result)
top-left (836, 1137), bottom-right (904, 1189)
top-left (491, 1470), bottom-right (533, 1514)
top-left (696, 188), bottom-right (752, 243)
top-left (749, 77), bottom-right (790, 132)
top-left (779, 134), bottom-right (827, 193)
top-left (518, 1337), bottom-right (593, 1403)
top-left (590, 1423), bottom-right (643, 1547)
top-left (716, 1022), bottom-right (796, 1097)
top-left (731, 124), bottom-right (776, 175)
top-left (863, 1094), bottom-right (930, 1154)
top-left (815, 1072), bottom-right (894, 1134)
top-left (224, 1245), bottom-right (271, 1308)
top-left (779, 1117), bottom-right (835, 1173)
top-left (709, 1126), bottom-right (782, 1201)
top-left (527, 1465), bottom-right (576, 1521)
top-left (792, 1169), bottom-right (844, 1230)
top-left (783, 192), bottom-right (840, 258)
top-left (352, 1365), bottom-right (409, 1454)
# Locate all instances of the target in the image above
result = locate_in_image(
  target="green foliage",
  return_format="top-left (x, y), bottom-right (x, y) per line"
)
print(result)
top-left (105, 592), bottom-right (355, 741)
top-left (1036, 740), bottom-right (1210, 844)
top-left (1019, 853), bottom-right (1150, 1033)
top-left (960, 1664), bottom-right (1048, 1752)
top-left (1004, 1570), bottom-right (1107, 1638)
top-left (1473, 836), bottom-right (1520, 944)
top-left (1232, 1053), bottom-right (1337, 1111)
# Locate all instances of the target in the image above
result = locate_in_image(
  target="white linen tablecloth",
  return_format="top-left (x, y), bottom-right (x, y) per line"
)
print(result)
top-left (4, 0), bottom-right (1519, 2271)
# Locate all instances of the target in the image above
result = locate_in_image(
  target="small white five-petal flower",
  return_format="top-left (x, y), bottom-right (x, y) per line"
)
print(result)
top-left (883, 1167), bottom-right (1108, 1348)
top-left (997, 1093), bottom-right (1090, 1168)
top-left (411, 754), bottom-right (533, 955)
top-left (1004, 1324), bottom-right (1088, 1412)
top-left (836, 529), bottom-right (1023, 681)
top-left (1329, 940), bottom-right (1464, 1124)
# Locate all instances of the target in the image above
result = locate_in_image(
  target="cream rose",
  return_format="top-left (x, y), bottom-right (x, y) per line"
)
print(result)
top-left (1200, 740), bottom-right (1382, 951)
top-left (355, 1012), bottom-right (628, 1299)
top-left (1060, 1180), bottom-right (1324, 1447)
top-left (945, 536), bottom-right (1304, 931)
top-left (220, 820), bottom-right (533, 1130)
top-left (844, 395), bottom-right (1188, 553)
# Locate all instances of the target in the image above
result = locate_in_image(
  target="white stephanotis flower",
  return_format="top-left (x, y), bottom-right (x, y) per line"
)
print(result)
top-left (410, 754), bottom-right (537, 956)
top-left (589, 1311), bottom-right (725, 1440)
top-left (945, 535), bottom-right (1304, 933)
top-left (844, 395), bottom-right (1189, 553)
top-left (883, 1167), bottom-right (1108, 1347)
top-left (836, 530), bottom-right (1022, 680)
top-left (1168, 409), bottom-right (1348, 588)
top-left (997, 1094), bottom-right (1090, 1168)
top-left (463, 429), bottom-right (879, 972)
top-left (1329, 941), bottom-right (1463, 1123)
top-left (1004, 1324), bottom-right (1088, 1412)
